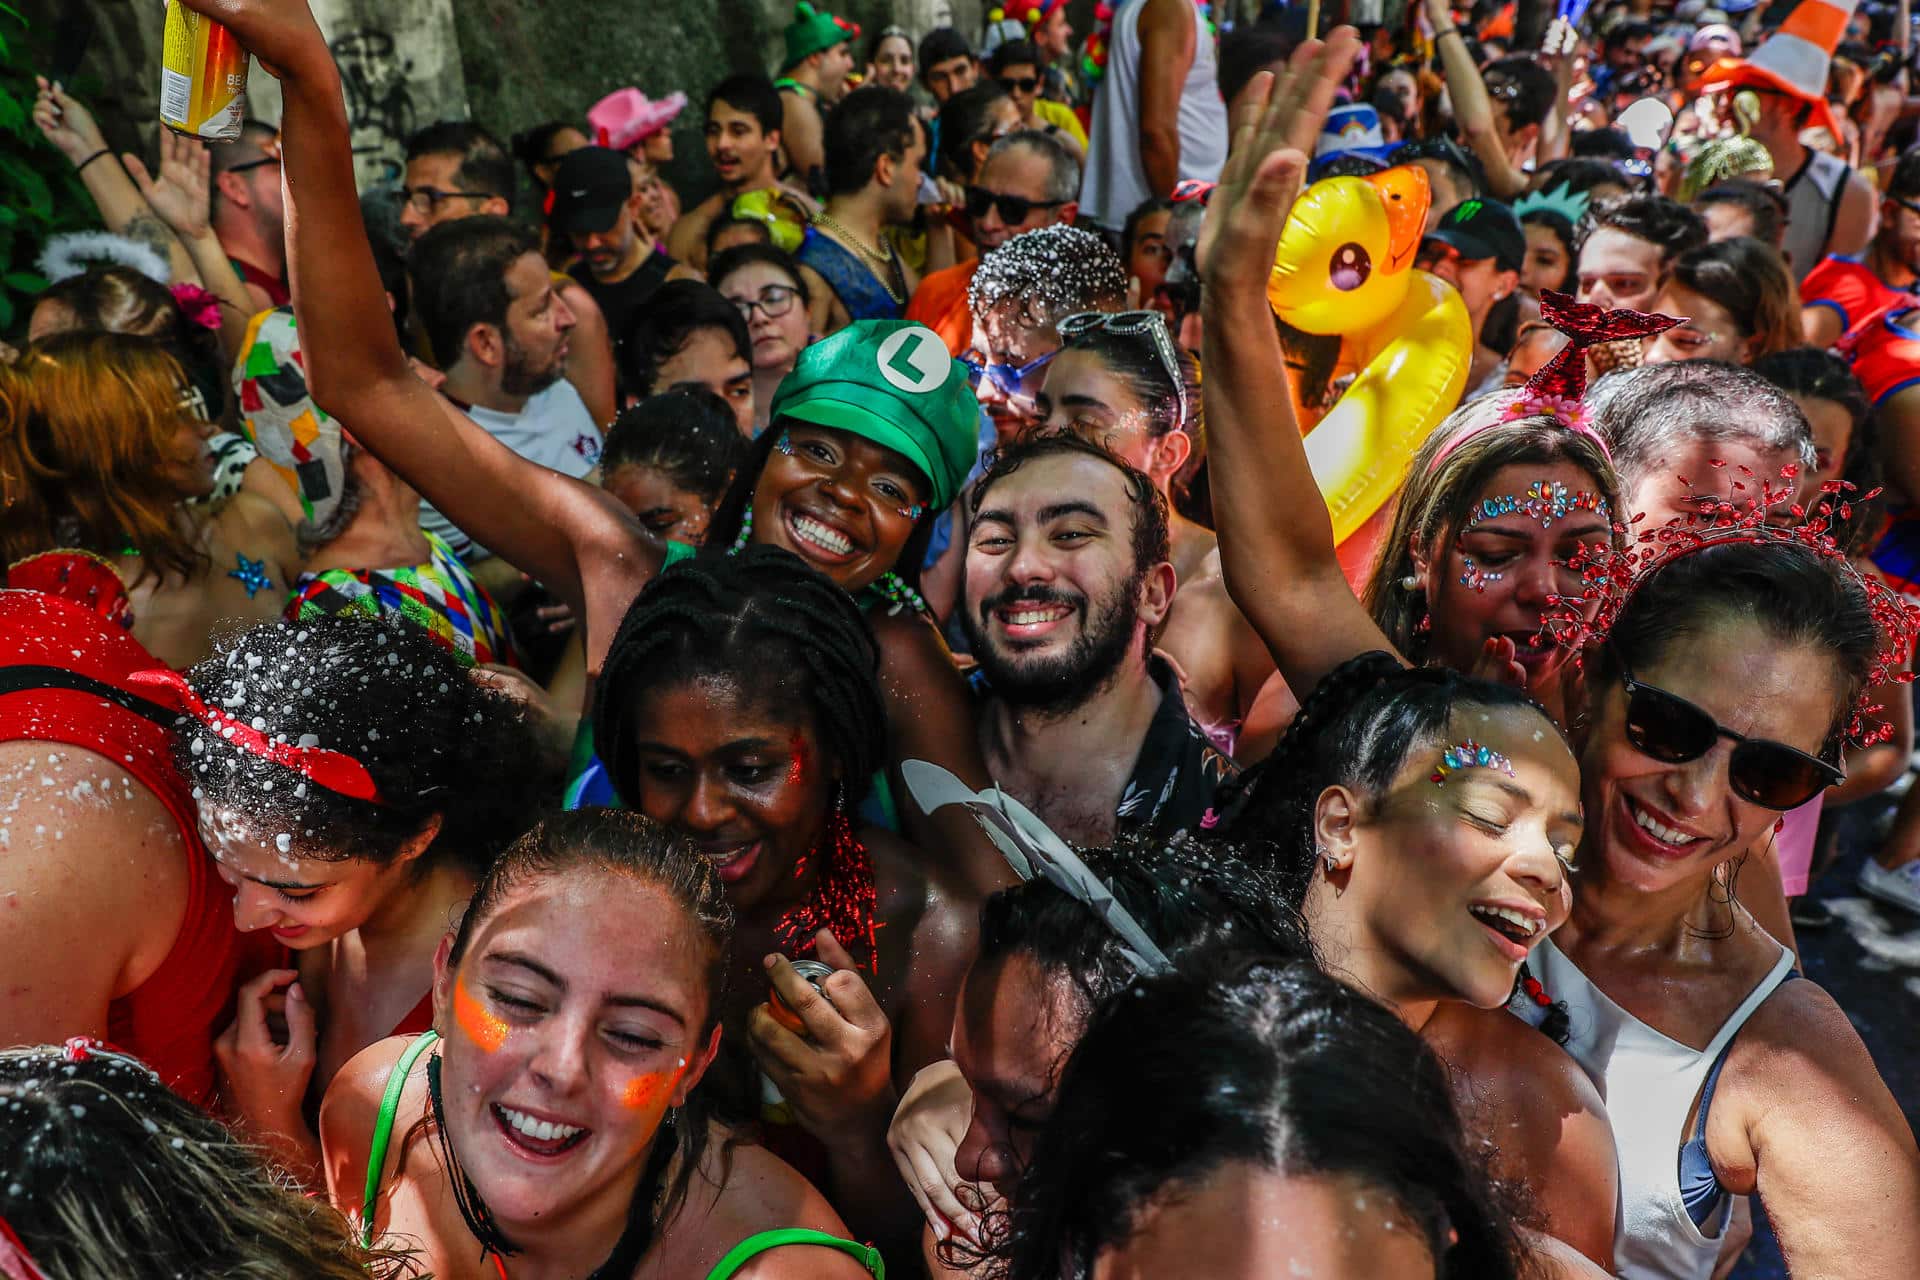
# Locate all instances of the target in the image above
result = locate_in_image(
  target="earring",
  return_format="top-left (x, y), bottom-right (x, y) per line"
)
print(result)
top-left (730, 505), bottom-right (755, 554)
top-left (1399, 574), bottom-right (1419, 590)
top-left (1319, 845), bottom-right (1338, 874)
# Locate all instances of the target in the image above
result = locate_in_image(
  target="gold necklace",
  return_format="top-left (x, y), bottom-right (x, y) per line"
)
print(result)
top-left (813, 211), bottom-right (906, 303)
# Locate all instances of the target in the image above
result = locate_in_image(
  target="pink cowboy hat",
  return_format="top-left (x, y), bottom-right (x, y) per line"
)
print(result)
top-left (588, 87), bottom-right (689, 151)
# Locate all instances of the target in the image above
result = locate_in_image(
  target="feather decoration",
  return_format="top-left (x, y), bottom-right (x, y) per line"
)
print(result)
top-left (902, 760), bottom-right (1173, 976)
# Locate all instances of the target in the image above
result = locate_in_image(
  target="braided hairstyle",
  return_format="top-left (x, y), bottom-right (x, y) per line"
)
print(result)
top-left (176, 616), bottom-right (549, 877)
top-left (0, 1044), bottom-right (412, 1279)
top-left (593, 544), bottom-right (888, 810)
top-left (1213, 652), bottom-right (1573, 1040)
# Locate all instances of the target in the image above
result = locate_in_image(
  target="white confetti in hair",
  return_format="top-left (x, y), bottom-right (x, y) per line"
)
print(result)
top-left (969, 223), bottom-right (1127, 326)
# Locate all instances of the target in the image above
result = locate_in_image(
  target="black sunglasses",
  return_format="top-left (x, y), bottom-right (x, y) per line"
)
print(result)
top-left (997, 74), bottom-right (1040, 94)
top-left (965, 185), bottom-right (1065, 224)
top-left (1614, 653), bottom-right (1843, 810)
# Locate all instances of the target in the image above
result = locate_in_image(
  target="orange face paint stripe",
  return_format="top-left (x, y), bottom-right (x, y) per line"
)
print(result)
top-left (620, 1058), bottom-right (688, 1110)
top-left (453, 977), bottom-right (509, 1053)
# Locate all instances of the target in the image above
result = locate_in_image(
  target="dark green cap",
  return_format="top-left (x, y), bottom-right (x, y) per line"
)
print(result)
top-left (769, 320), bottom-right (979, 510)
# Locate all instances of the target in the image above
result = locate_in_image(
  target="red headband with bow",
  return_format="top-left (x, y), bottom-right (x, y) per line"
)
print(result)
top-left (126, 668), bottom-right (385, 804)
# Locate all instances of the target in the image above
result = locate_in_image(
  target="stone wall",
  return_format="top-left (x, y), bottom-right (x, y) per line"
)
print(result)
top-left (34, 0), bottom-right (991, 200)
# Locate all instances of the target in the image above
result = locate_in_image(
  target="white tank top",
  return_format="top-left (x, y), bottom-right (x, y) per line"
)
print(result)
top-left (1781, 147), bottom-right (1850, 284)
top-left (1080, 0), bottom-right (1229, 230)
top-left (1520, 936), bottom-right (1795, 1280)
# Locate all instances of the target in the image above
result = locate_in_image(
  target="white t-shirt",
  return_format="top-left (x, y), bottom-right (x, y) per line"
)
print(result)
top-left (422, 378), bottom-right (602, 559)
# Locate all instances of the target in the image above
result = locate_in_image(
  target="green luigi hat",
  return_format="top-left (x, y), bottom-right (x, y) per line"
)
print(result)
top-left (783, 1), bottom-right (858, 71)
top-left (770, 320), bottom-right (977, 510)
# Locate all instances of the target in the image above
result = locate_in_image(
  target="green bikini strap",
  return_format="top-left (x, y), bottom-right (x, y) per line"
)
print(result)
top-left (361, 1030), bottom-right (441, 1247)
top-left (705, 1228), bottom-right (885, 1279)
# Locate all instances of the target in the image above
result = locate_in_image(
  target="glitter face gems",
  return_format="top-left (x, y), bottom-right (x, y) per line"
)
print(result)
top-left (1458, 556), bottom-right (1505, 593)
top-left (1430, 740), bottom-right (1517, 787)
top-left (453, 977), bottom-right (509, 1053)
top-left (1465, 479), bottom-right (1610, 531)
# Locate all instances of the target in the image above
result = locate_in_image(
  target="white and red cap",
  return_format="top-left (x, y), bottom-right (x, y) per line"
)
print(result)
top-left (1698, 0), bottom-right (1857, 138)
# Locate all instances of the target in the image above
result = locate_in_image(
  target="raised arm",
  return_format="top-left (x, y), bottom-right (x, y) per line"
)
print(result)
top-left (177, 0), bottom-right (656, 661)
top-left (1196, 29), bottom-right (1404, 696)
top-left (33, 79), bottom-right (201, 287)
top-left (1425, 0), bottom-right (1528, 199)
top-left (124, 128), bottom-right (256, 361)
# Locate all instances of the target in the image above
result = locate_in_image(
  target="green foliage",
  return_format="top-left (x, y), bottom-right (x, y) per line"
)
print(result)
top-left (0, 5), bottom-right (96, 334)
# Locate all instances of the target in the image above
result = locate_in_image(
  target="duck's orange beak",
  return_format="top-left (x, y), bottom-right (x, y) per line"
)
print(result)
top-left (1364, 165), bottom-right (1431, 273)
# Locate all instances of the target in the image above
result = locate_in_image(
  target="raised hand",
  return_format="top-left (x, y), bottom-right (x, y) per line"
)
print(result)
top-left (126, 128), bottom-right (213, 239)
top-left (169, 0), bottom-right (329, 82)
top-left (1196, 27), bottom-right (1362, 292)
top-left (31, 78), bottom-right (107, 166)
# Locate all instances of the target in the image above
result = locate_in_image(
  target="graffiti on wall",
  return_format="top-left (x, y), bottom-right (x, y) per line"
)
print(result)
top-left (330, 28), bottom-right (416, 184)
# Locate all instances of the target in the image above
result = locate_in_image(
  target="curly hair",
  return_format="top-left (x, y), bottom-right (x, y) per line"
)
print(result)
top-left (990, 953), bottom-right (1525, 1280)
top-left (175, 616), bottom-right (549, 876)
top-left (592, 545), bottom-right (888, 810)
top-left (0, 331), bottom-right (211, 586)
top-left (0, 1044), bottom-right (415, 1279)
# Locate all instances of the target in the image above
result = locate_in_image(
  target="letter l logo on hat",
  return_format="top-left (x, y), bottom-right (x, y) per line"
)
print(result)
top-left (877, 326), bottom-right (949, 394)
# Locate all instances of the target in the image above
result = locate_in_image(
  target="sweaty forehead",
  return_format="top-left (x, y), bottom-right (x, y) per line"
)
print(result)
top-left (979, 451), bottom-right (1134, 521)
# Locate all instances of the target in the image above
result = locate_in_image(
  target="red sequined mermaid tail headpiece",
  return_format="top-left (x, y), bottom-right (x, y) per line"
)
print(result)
top-left (1541, 467), bottom-right (1920, 747)
top-left (1430, 290), bottom-right (1683, 472)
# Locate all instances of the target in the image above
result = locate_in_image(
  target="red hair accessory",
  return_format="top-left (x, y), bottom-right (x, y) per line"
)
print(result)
top-left (0, 1218), bottom-right (48, 1280)
top-left (1542, 469), bottom-right (1920, 747)
top-left (170, 282), bottom-right (223, 333)
top-left (1430, 290), bottom-right (1682, 472)
top-left (124, 667), bottom-right (386, 804)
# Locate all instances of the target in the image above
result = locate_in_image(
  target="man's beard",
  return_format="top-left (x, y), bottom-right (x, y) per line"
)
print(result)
top-left (501, 327), bottom-right (563, 397)
top-left (963, 575), bottom-right (1144, 715)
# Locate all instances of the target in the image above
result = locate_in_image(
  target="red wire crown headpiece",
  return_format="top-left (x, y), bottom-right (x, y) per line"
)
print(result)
top-left (1541, 467), bottom-right (1920, 747)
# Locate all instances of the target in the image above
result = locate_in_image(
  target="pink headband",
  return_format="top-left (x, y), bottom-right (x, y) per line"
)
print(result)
top-left (1427, 289), bottom-right (1681, 473)
top-left (125, 668), bottom-right (386, 804)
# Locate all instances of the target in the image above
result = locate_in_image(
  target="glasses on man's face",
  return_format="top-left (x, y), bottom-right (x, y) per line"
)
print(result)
top-left (962, 347), bottom-right (1058, 402)
top-left (1613, 650), bottom-right (1844, 810)
top-left (1056, 310), bottom-right (1190, 427)
top-left (965, 185), bottom-right (1066, 225)
top-left (401, 185), bottom-right (493, 214)
top-left (997, 74), bottom-right (1040, 94)
top-left (224, 135), bottom-right (282, 177)
top-left (731, 283), bottom-right (800, 321)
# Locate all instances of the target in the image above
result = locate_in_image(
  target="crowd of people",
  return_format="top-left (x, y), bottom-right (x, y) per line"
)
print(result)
top-left (6, 0), bottom-right (1920, 1275)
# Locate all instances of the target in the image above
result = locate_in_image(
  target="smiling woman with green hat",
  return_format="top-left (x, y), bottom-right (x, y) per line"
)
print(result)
top-left (231, 57), bottom-right (1012, 896)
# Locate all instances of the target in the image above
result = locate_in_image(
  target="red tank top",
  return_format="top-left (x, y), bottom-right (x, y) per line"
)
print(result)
top-left (232, 256), bottom-right (292, 308)
top-left (0, 579), bottom-right (261, 1108)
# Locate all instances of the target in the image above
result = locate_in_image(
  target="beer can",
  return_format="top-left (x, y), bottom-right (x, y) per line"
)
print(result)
top-left (766, 959), bottom-right (836, 1034)
top-left (160, 1), bottom-right (248, 142)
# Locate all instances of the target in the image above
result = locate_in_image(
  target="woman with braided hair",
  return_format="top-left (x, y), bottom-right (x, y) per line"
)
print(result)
top-left (1204, 39), bottom-right (1920, 1277)
top-left (593, 543), bottom-right (977, 1260)
top-left (213, 14), bottom-right (1009, 898)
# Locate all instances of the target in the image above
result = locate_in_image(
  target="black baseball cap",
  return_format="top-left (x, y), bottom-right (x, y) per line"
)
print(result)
top-left (1423, 197), bottom-right (1525, 272)
top-left (548, 146), bottom-right (633, 236)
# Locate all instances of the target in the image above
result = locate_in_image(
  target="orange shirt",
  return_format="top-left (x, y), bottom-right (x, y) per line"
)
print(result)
top-left (905, 259), bottom-right (981, 358)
